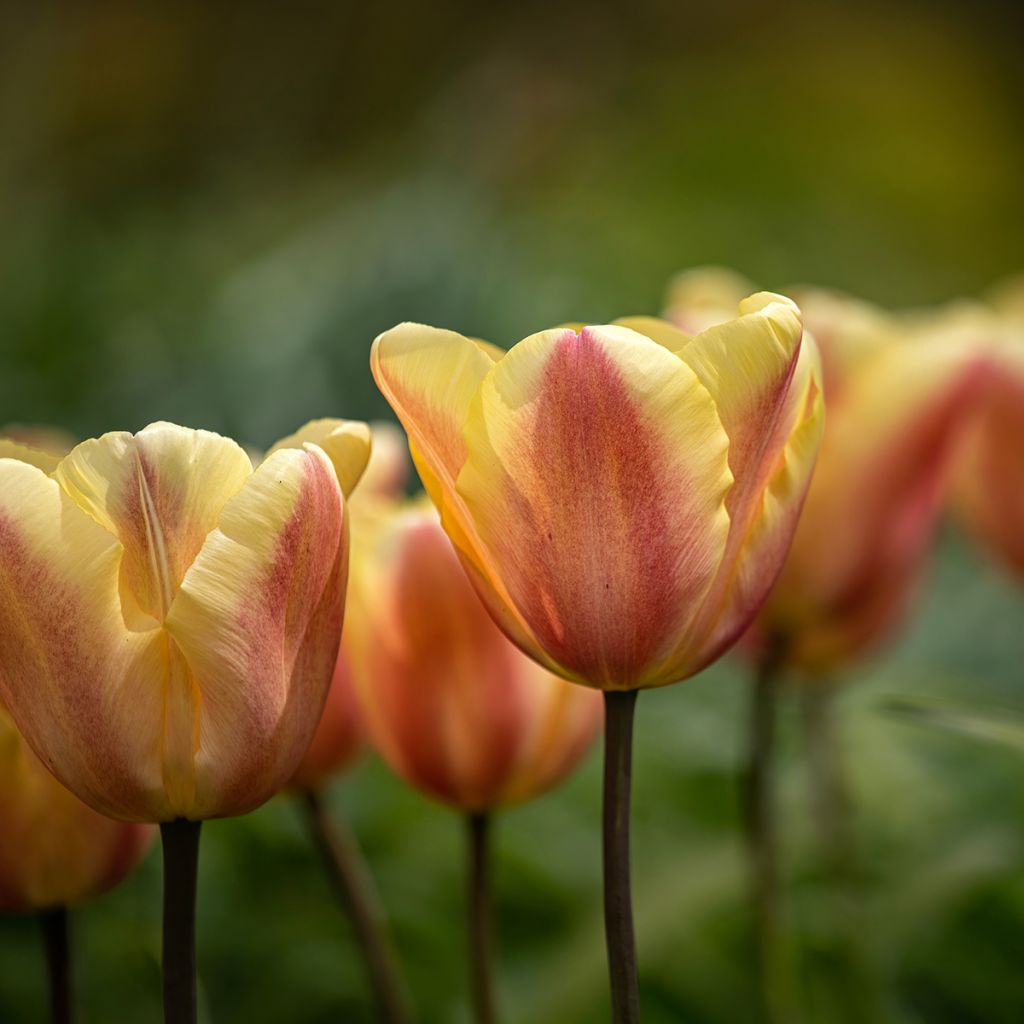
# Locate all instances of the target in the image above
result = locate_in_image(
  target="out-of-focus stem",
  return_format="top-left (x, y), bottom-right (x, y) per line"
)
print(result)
top-left (301, 789), bottom-right (415, 1024)
top-left (161, 818), bottom-right (201, 1024)
top-left (466, 811), bottom-right (497, 1024)
top-left (801, 682), bottom-right (876, 1023)
top-left (603, 689), bottom-right (640, 1024)
top-left (39, 905), bottom-right (74, 1024)
top-left (744, 643), bottom-right (797, 1024)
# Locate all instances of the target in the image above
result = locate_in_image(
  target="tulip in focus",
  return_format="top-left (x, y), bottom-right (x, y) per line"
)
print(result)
top-left (0, 420), bottom-right (370, 1024)
top-left (371, 295), bottom-right (823, 1023)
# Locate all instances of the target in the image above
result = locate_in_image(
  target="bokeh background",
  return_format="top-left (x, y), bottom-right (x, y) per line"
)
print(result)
top-left (1, 0), bottom-right (1023, 1020)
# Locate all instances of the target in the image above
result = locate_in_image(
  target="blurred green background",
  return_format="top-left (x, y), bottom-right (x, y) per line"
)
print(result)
top-left (1, 0), bottom-right (1023, 1020)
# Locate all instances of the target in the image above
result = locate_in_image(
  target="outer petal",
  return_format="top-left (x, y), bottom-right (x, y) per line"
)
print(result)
top-left (165, 445), bottom-right (347, 818)
top-left (54, 423), bottom-right (252, 623)
top-left (955, 342), bottom-right (1024, 578)
top-left (0, 459), bottom-right (170, 821)
top-left (0, 706), bottom-right (153, 911)
top-left (353, 509), bottom-right (600, 810)
top-left (264, 418), bottom-right (372, 498)
top-left (457, 325), bottom-right (733, 689)
top-left (663, 265), bottom-right (754, 333)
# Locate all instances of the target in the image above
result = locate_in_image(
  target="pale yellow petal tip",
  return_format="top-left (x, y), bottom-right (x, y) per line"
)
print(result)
top-left (0, 439), bottom-right (63, 475)
top-left (268, 418), bottom-right (372, 498)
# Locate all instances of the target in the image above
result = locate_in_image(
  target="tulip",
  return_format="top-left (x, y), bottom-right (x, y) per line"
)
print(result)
top-left (371, 296), bottom-right (823, 1022)
top-left (0, 421), bottom-right (370, 1023)
top-left (952, 304), bottom-right (1024, 580)
top-left (664, 280), bottom-right (984, 1023)
top-left (1, 701), bottom-right (153, 1023)
top-left (289, 422), bottom-right (415, 1024)
top-left (351, 503), bottom-right (602, 1022)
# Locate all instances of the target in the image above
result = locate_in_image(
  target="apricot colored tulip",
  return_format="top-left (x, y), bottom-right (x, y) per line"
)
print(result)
top-left (371, 294), bottom-right (824, 692)
top-left (745, 289), bottom-right (987, 671)
top-left (0, 420), bottom-right (370, 824)
top-left (291, 422), bottom-right (411, 790)
top-left (953, 300), bottom-right (1024, 579)
top-left (352, 504), bottom-right (603, 811)
top-left (0, 702), bottom-right (153, 913)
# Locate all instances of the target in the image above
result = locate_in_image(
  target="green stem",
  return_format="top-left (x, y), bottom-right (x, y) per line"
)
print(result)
top-left (744, 647), bottom-right (796, 1024)
top-left (466, 811), bottom-right (497, 1024)
top-left (39, 905), bottom-right (73, 1024)
top-left (161, 818), bottom-right (201, 1024)
top-left (801, 683), bottom-right (876, 1023)
top-left (603, 689), bottom-right (640, 1024)
top-left (301, 789), bottom-right (415, 1024)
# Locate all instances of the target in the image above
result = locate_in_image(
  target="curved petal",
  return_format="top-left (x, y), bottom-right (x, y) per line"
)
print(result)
top-left (54, 423), bottom-right (252, 623)
top-left (0, 439), bottom-right (62, 474)
top-left (264, 418), bottom-right (372, 498)
top-left (0, 459), bottom-right (169, 821)
top-left (165, 445), bottom-right (347, 818)
top-left (457, 325), bottom-right (733, 689)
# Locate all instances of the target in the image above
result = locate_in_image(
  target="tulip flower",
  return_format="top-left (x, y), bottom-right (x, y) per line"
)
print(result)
top-left (1, 700), bottom-right (153, 1023)
top-left (952, 304), bottom-right (1024, 580)
top-left (663, 279), bottom-right (984, 1023)
top-left (350, 503), bottom-right (602, 1022)
top-left (289, 422), bottom-right (414, 1024)
top-left (0, 421), bottom-right (370, 1024)
top-left (371, 296), bottom-right (823, 1022)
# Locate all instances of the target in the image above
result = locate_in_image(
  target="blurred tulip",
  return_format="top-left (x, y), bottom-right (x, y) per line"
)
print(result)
top-left (371, 294), bottom-right (823, 693)
top-left (744, 288), bottom-right (987, 671)
top-left (0, 703), bottom-right (153, 913)
top-left (372, 298), bottom-right (822, 1022)
top-left (352, 504), bottom-right (603, 811)
top-left (350, 502), bottom-right (601, 1022)
top-left (953, 293), bottom-right (1024, 580)
top-left (0, 420), bottom-right (369, 823)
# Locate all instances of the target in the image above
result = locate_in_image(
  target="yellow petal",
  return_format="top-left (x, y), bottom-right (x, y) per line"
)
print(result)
top-left (0, 458), bottom-right (169, 821)
top-left (0, 439), bottom-right (61, 474)
top-left (165, 445), bottom-right (347, 818)
top-left (54, 422), bottom-right (252, 623)
top-left (264, 418), bottom-right (372, 498)
top-left (458, 324), bottom-right (733, 689)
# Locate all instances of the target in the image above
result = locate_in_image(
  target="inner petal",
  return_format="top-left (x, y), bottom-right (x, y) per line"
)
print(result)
top-left (54, 422), bottom-right (253, 624)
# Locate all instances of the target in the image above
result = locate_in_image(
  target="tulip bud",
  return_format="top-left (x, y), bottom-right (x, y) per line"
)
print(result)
top-left (351, 505), bottom-right (602, 811)
top-left (0, 421), bottom-right (371, 822)
top-left (371, 295), bottom-right (824, 691)
top-left (0, 703), bottom-right (152, 912)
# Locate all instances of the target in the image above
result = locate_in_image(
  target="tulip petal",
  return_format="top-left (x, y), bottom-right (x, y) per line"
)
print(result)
top-left (458, 325), bottom-right (733, 688)
top-left (54, 423), bottom-right (252, 623)
top-left (263, 418), bottom-right (372, 498)
top-left (0, 440), bottom-right (61, 474)
top-left (165, 445), bottom-right (346, 818)
top-left (0, 458), bottom-right (168, 821)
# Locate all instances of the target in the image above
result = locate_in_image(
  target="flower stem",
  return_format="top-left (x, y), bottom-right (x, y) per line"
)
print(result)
top-left (466, 811), bottom-right (497, 1024)
top-left (603, 689), bottom-right (640, 1024)
top-left (161, 818), bottom-right (201, 1024)
top-left (801, 682), bottom-right (877, 1023)
top-left (300, 789), bottom-right (415, 1024)
top-left (744, 646), bottom-right (796, 1024)
top-left (39, 905), bottom-right (73, 1024)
